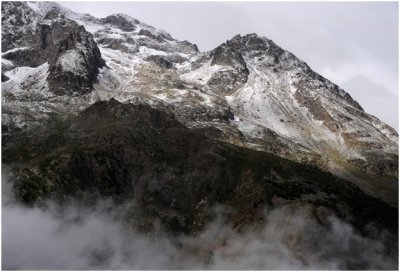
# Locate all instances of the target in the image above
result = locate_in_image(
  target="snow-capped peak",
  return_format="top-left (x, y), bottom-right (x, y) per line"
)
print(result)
top-left (2, 1), bottom-right (398, 186)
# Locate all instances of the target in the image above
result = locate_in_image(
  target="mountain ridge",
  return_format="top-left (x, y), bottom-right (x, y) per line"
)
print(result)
top-left (2, 0), bottom-right (398, 204)
top-left (2, 2), bottom-right (398, 200)
top-left (1, 2), bottom-right (398, 269)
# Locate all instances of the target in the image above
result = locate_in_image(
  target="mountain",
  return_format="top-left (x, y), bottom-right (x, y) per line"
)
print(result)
top-left (1, 2), bottom-right (398, 269)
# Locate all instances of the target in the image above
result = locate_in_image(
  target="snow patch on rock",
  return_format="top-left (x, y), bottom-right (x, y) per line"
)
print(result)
top-left (56, 50), bottom-right (86, 75)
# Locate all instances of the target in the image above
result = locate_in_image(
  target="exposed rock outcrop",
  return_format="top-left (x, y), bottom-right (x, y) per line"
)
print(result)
top-left (1, 1), bottom-right (39, 52)
top-left (2, 7), bottom-right (105, 95)
top-left (146, 55), bottom-right (174, 69)
top-left (206, 38), bottom-right (249, 95)
top-left (101, 14), bottom-right (138, 32)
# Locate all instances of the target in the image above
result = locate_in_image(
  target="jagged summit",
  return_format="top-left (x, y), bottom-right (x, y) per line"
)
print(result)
top-left (101, 13), bottom-right (140, 32)
top-left (2, 4), bottom-right (105, 96)
top-left (2, 1), bottom-right (398, 205)
top-left (107, 12), bottom-right (139, 21)
top-left (1, 3), bottom-right (398, 269)
top-left (220, 33), bottom-right (364, 111)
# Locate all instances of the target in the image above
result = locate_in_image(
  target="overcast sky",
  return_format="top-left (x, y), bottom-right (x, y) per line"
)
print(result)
top-left (60, 1), bottom-right (399, 130)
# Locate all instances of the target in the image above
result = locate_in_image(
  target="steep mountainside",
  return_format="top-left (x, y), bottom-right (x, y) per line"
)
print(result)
top-left (1, 1), bottom-right (398, 269)
top-left (2, 3), bottom-right (397, 187)
top-left (1, 0), bottom-right (398, 249)
top-left (3, 99), bottom-right (397, 236)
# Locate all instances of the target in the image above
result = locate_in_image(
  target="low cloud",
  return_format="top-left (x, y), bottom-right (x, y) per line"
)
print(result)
top-left (2, 172), bottom-right (397, 270)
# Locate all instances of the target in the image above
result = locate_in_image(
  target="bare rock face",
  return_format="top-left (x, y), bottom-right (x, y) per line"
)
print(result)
top-left (1, 1), bottom-right (39, 52)
top-left (146, 55), bottom-right (174, 69)
top-left (40, 11), bottom-right (105, 95)
top-left (2, 8), bottom-right (105, 95)
top-left (101, 14), bottom-right (139, 32)
top-left (37, 11), bottom-right (105, 95)
top-left (294, 87), bottom-right (339, 132)
top-left (138, 28), bottom-right (173, 42)
top-left (207, 38), bottom-right (249, 95)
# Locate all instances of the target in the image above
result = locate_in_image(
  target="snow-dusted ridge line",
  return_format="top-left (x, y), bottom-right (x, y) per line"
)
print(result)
top-left (2, 1), bottom-right (398, 182)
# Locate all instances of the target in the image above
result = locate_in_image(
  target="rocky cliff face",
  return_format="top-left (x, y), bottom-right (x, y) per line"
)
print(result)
top-left (2, 4), bottom-right (105, 96)
top-left (2, 1), bottom-right (108, 138)
top-left (1, 0), bottom-right (398, 256)
top-left (41, 11), bottom-right (105, 95)
top-left (1, 1), bottom-right (39, 51)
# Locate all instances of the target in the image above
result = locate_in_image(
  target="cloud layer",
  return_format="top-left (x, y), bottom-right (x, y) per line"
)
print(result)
top-left (2, 175), bottom-right (396, 270)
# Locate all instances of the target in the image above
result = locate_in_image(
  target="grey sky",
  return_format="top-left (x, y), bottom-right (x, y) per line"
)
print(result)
top-left (59, 1), bottom-right (399, 130)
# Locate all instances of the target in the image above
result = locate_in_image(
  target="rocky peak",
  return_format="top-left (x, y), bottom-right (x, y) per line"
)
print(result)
top-left (205, 37), bottom-right (250, 95)
top-left (101, 13), bottom-right (139, 32)
top-left (225, 34), bottom-right (284, 59)
top-left (211, 39), bottom-right (246, 68)
top-left (2, 1), bottom-right (397, 191)
top-left (42, 9), bottom-right (61, 20)
top-left (224, 33), bottom-right (365, 112)
top-left (36, 11), bottom-right (82, 54)
top-left (229, 33), bottom-right (269, 52)
top-left (2, 6), bottom-right (105, 96)
top-left (91, 11), bottom-right (197, 57)
top-left (42, 11), bottom-right (105, 95)
top-left (222, 34), bottom-right (309, 73)
top-left (2, 4), bottom-right (399, 258)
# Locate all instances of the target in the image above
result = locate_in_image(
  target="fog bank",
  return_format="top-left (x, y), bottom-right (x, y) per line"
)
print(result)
top-left (2, 175), bottom-right (396, 270)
